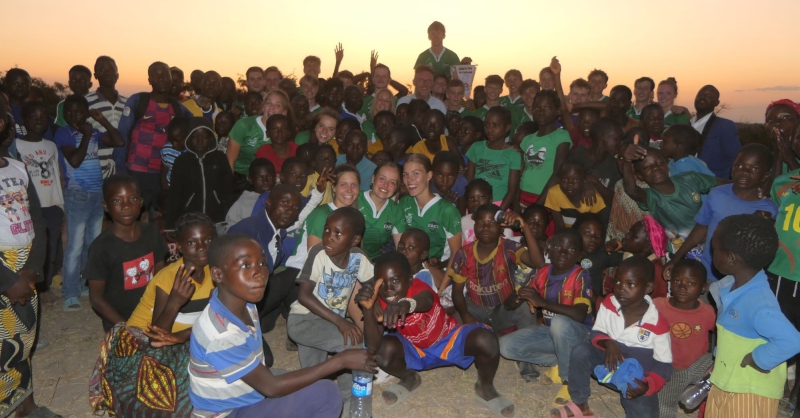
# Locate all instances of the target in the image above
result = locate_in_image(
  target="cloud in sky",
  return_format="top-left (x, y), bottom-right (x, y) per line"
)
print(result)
top-left (734, 85), bottom-right (800, 93)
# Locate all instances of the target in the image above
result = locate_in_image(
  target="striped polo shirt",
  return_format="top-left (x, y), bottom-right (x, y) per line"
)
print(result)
top-left (86, 90), bottom-right (127, 178)
top-left (189, 289), bottom-right (265, 417)
top-left (53, 125), bottom-right (105, 192)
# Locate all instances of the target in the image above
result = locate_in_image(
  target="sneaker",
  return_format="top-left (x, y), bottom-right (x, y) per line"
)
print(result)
top-left (516, 361), bottom-right (540, 382)
top-left (62, 297), bottom-right (81, 312)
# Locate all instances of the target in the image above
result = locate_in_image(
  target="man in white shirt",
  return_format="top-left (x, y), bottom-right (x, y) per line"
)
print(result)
top-left (397, 65), bottom-right (447, 115)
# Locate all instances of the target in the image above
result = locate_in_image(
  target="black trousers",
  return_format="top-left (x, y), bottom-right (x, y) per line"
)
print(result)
top-left (259, 267), bottom-right (300, 334)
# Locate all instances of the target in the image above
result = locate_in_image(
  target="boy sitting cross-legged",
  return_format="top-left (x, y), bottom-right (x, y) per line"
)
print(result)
top-left (356, 252), bottom-right (516, 417)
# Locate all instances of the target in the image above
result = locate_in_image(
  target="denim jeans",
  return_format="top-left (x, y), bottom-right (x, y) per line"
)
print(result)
top-left (465, 299), bottom-right (536, 331)
top-left (62, 188), bottom-right (104, 300)
top-left (499, 314), bottom-right (590, 381)
top-left (568, 342), bottom-right (659, 417)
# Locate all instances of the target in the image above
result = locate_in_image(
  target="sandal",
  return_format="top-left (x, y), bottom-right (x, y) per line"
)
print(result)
top-left (62, 296), bottom-right (81, 312)
top-left (540, 365), bottom-right (562, 385)
top-left (382, 382), bottom-right (419, 408)
top-left (550, 402), bottom-right (594, 418)
top-left (475, 393), bottom-right (516, 417)
top-left (553, 384), bottom-right (571, 406)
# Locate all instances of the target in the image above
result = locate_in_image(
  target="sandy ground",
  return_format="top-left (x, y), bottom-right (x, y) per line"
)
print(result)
top-left (30, 288), bottom-right (700, 418)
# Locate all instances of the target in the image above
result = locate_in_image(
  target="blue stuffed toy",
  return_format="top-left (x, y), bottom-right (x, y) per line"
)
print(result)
top-left (593, 358), bottom-right (645, 392)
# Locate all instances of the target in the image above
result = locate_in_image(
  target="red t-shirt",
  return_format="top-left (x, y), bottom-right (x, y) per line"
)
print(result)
top-left (567, 126), bottom-right (592, 151)
top-left (254, 142), bottom-right (298, 175)
top-left (653, 297), bottom-right (715, 369)
top-left (379, 279), bottom-right (458, 349)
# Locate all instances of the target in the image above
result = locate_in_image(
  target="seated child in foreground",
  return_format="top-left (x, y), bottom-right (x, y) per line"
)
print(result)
top-left (286, 207), bottom-right (374, 396)
top-left (704, 215), bottom-right (800, 418)
top-left (552, 256), bottom-right (672, 418)
top-left (653, 259), bottom-right (715, 418)
top-left (188, 234), bottom-right (376, 418)
top-left (500, 228), bottom-right (594, 406)
top-left (450, 204), bottom-right (544, 332)
top-left (356, 252), bottom-right (516, 418)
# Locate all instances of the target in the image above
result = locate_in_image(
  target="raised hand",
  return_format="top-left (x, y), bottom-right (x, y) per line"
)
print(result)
top-left (316, 166), bottom-right (331, 192)
top-left (167, 264), bottom-right (196, 307)
top-left (370, 50), bottom-right (379, 72)
top-left (356, 279), bottom-right (383, 311)
top-left (549, 56), bottom-right (561, 75)
top-left (334, 43), bottom-right (344, 63)
top-left (621, 141), bottom-right (647, 162)
top-left (89, 109), bottom-right (107, 124)
top-left (605, 239), bottom-right (623, 253)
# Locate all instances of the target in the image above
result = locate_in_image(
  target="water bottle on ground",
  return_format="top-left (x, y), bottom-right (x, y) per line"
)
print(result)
top-left (349, 370), bottom-right (373, 418)
top-left (680, 374), bottom-right (712, 409)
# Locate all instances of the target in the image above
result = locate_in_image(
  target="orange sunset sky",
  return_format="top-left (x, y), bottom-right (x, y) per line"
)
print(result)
top-left (4, 0), bottom-right (799, 123)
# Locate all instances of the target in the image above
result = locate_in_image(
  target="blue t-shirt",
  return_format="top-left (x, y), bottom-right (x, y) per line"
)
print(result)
top-left (336, 155), bottom-right (376, 191)
top-left (160, 143), bottom-right (184, 187)
top-left (430, 174), bottom-right (468, 199)
top-left (53, 125), bottom-right (105, 192)
top-left (669, 155), bottom-right (714, 177)
top-left (695, 184), bottom-right (778, 281)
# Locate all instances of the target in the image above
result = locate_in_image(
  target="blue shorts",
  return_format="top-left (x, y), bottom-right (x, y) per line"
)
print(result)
top-left (392, 323), bottom-right (489, 371)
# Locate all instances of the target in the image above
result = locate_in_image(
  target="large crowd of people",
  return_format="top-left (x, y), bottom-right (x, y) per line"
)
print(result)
top-left (2, 19), bottom-right (800, 418)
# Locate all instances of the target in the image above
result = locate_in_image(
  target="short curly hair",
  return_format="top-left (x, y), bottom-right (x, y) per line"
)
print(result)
top-left (715, 214), bottom-right (778, 270)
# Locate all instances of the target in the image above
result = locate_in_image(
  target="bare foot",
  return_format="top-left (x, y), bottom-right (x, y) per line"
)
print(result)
top-left (474, 382), bottom-right (514, 417)
top-left (382, 371), bottom-right (421, 405)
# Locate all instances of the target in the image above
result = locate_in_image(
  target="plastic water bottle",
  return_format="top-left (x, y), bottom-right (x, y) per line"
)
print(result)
top-left (349, 370), bottom-right (373, 418)
top-left (680, 374), bottom-right (712, 409)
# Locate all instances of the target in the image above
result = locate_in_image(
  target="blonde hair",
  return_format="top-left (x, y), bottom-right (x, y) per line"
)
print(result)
top-left (369, 88), bottom-right (396, 120)
top-left (658, 77), bottom-right (678, 97)
top-left (261, 90), bottom-right (295, 122)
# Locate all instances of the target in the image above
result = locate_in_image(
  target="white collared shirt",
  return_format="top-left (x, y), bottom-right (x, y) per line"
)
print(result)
top-left (691, 112), bottom-right (714, 134)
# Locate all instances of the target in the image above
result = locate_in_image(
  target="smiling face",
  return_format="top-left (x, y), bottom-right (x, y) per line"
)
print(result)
top-left (548, 234), bottom-right (582, 274)
top-left (95, 58), bottom-right (119, 89)
top-left (262, 93), bottom-right (287, 119)
top-left (397, 232), bottom-right (429, 267)
top-left (731, 150), bottom-right (768, 191)
top-left (403, 161), bottom-right (432, 198)
top-left (588, 75), bottom-right (607, 96)
top-left (322, 215), bottom-right (360, 257)
top-left (371, 165), bottom-right (400, 200)
top-left (612, 264), bottom-right (652, 307)
top-left (313, 147), bottom-right (336, 174)
top-left (505, 74), bottom-right (522, 96)
top-left (578, 220), bottom-right (604, 255)
top-left (485, 83), bottom-right (502, 102)
top-left (178, 223), bottom-right (216, 268)
top-left (300, 80), bottom-right (319, 103)
top-left (266, 190), bottom-right (302, 229)
top-left (694, 85), bottom-right (720, 114)
top-left (521, 86), bottom-right (538, 109)
top-left (213, 239), bottom-right (269, 303)
top-left (413, 71), bottom-right (434, 99)
top-left (568, 86), bottom-right (589, 105)
top-left (422, 111), bottom-right (445, 142)
top-left (333, 172), bottom-right (360, 207)
top-left (657, 84), bottom-right (676, 109)
top-left (264, 70), bottom-right (282, 92)
top-left (372, 90), bottom-right (393, 114)
top-left (634, 80), bottom-right (653, 104)
top-left (433, 77), bottom-right (448, 98)
top-left (446, 84), bottom-right (465, 107)
top-left (608, 89), bottom-right (632, 117)
top-left (325, 85), bottom-right (343, 109)
top-left (433, 161), bottom-right (458, 194)
top-left (245, 94), bottom-right (263, 116)
top-left (577, 110), bottom-right (600, 139)
top-left (373, 67), bottom-right (390, 90)
top-left (247, 70), bottom-right (265, 92)
top-left (103, 182), bottom-right (142, 226)
top-left (377, 262), bottom-right (411, 304)
top-left (314, 115), bottom-right (337, 144)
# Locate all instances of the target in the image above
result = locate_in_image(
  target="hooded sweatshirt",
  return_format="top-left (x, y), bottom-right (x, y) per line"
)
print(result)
top-left (166, 118), bottom-right (233, 228)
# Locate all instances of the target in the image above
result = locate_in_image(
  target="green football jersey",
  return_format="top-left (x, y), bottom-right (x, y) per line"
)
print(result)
top-left (769, 169), bottom-right (800, 280)
top-left (358, 192), bottom-right (406, 260)
top-left (414, 47), bottom-right (460, 77)
top-left (400, 195), bottom-right (461, 260)
top-left (306, 203), bottom-right (337, 239)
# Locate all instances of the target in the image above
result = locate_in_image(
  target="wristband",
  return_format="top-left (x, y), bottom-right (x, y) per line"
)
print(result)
top-left (399, 297), bottom-right (416, 313)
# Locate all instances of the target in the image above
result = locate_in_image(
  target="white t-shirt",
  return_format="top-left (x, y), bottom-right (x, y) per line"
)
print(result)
top-left (15, 139), bottom-right (64, 208)
top-left (0, 159), bottom-right (35, 250)
top-left (397, 93), bottom-right (448, 115)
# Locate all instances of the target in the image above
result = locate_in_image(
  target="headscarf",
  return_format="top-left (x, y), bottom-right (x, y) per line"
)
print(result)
top-left (766, 99), bottom-right (800, 116)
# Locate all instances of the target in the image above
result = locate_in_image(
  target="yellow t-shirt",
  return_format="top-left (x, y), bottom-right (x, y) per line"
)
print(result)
top-left (303, 172), bottom-right (334, 204)
top-left (543, 184), bottom-right (606, 228)
top-left (367, 140), bottom-right (384, 158)
top-left (127, 258), bottom-right (215, 333)
top-left (406, 134), bottom-right (449, 162)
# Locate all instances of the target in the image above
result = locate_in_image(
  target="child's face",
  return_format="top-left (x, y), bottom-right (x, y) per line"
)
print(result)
top-left (397, 233), bottom-right (428, 267)
top-left (215, 115), bottom-right (234, 138)
top-left (533, 95), bottom-right (558, 127)
top-left (608, 90), bottom-right (632, 117)
top-left (333, 172), bottom-right (360, 207)
top-left (266, 190), bottom-right (302, 229)
top-left (95, 59), bottom-right (119, 89)
top-left (344, 88), bottom-right (363, 112)
top-left (473, 90), bottom-right (487, 109)
top-left (711, 231), bottom-right (734, 275)
top-left (374, 115), bottom-right (395, 141)
top-left (325, 86), bottom-right (343, 108)
top-left (178, 223), bottom-right (216, 268)
top-left (188, 129), bottom-right (214, 156)
top-left (466, 186), bottom-right (491, 215)
top-left (68, 71), bottom-right (92, 95)
top-left (23, 107), bottom-right (49, 136)
top-left (376, 263), bottom-right (411, 304)
top-left (447, 115), bottom-right (461, 137)
top-left (6, 74), bottom-right (30, 101)
top-left (588, 75), bottom-right (607, 96)
top-left (657, 84), bottom-right (676, 108)
top-left (484, 113), bottom-right (509, 142)
top-left (335, 123), bottom-right (353, 145)
top-left (765, 105), bottom-right (798, 142)
top-left (421, 113), bottom-right (445, 142)
top-left (245, 95), bottom-right (263, 116)
top-left (433, 162), bottom-right (458, 194)
top-left (280, 163), bottom-right (307, 193)
top-left (371, 165), bottom-right (400, 200)
top-left (600, 127), bottom-right (623, 156)
top-left (548, 235), bottom-right (582, 272)
top-left (250, 166), bottom-right (276, 194)
top-left (322, 216), bottom-right (360, 257)
top-left (539, 72), bottom-right (554, 90)
top-left (314, 150), bottom-right (336, 176)
top-left (428, 28), bottom-right (445, 45)
top-left (433, 77), bottom-right (448, 97)
top-left (386, 131), bottom-right (408, 157)
top-left (300, 80), bottom-right (318, 102)
top-left (621, 222), bottom-right (649, 254)
top-left (315, 115), bottom-right (337, 144)
top-left (168, 127), bottom-right (187, 150)
top-left (659, 132), bottom-right (678, 160)
top-left (793, 125), bottom-right (800, 160)
top-left (569, 87), bottom-right (590, 105)
top-left (525, 210), bottom-right (549, 240)
top-left (278, 80), bottom-right (297, 100)
top-left (170, 70), bottom-right (184, 96)
top-left (446, 85), bottom-right (465, 107)
top-left (641, 108), bottom-right (665, 137)
top-left (731, 151), bottom-right (769, 191)
top-left (213, 240), bottom-right (269, 304)
top-left (64, 102), bottom-right (89, 127)
top-left (292, 96), bottom-right (310, 122)
top-left (577, 110), bottom-right (599, 139)
top-left (485, 83), bottom-right (503, 102)
top-left (457, 121), bottom-right (481, 147)
top-left (578, 220), bottom-right (604, 255)
top-left (371, 151), bottom-right (392, 167)
top-left (344, 133), bottom-right (368, 163)
top-left (670, 266), bottom-right (706, 306)
top-left (102, 182), bottom-right (142, 226)
top-left (396, 105), bottom-right (408, 123)
top-left (268, 119), bottom-right (291, 144)
top-left (505, 74), bottom-right (522, 95)
top-left (635, 151), bottom-right (670, 186)
top-left (473, 210), bottom-right (502, 245)
top-left (340, 76), bottom-right (354, 89)
top-left (559, 167), bottom-right (585, 199)
top-left (612, 265), bottom-right (651, 307)
top-left (521, 86), bottom-right (539, 109)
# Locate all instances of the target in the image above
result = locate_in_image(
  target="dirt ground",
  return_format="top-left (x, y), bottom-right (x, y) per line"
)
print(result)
top-left (30, 288), bottom-right (700, 418)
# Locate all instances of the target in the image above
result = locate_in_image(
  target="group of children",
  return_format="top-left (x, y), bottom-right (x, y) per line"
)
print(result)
top-left (3, 19), bottom-right (800, 418)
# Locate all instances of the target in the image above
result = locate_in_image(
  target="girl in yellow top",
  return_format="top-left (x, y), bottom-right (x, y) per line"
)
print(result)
top-left (407, 109), bottom-right (462, 164)
top-left (90, 212), bottom-right (217, 416)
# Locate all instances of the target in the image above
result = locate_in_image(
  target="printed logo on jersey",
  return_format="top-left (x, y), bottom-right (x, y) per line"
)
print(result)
top-left (692, 192), bottom-right (700, 202)
top-left (637, 328), bottom-right (651, 342)
top-left (405, 213), bottom-right (413, 225)
top-left (23, 151), bottom-right (57, 187)
top-left (383, 222), bottom-right (393, 232)
top-left (525, 146), bottom-right (546, 169)
top-left (580, 258), bottom-right (592, 269)
top-left (122, 252), bottom-right (155, 291)
top-left (475, 158), bottom-right (504, 180)
top-left (427, 220), bottom-right (439, 232)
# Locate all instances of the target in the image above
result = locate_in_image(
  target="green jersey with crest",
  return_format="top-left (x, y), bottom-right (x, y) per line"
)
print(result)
top-left (400, 195), bottom-right (461, 260)
top-left (358, 191), bottom-right (406, 260)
